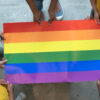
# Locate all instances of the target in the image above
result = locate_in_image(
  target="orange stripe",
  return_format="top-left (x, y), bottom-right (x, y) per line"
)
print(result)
top-left (4, 30), bottom-right (100, 43)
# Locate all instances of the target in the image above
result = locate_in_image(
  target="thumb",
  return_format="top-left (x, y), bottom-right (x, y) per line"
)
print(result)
top-left (0, 59), bottom-right (8, 65)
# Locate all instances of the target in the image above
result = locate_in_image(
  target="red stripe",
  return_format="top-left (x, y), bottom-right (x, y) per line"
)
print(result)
top-left (3, 20), bottom-right (100, 33)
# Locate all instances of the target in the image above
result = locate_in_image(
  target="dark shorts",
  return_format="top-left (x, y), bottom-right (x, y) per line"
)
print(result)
top-left (90, 9), bottom-right (100, 19)
top-left (34, 0), bottom-right (43, 11)
top-left (91, 9), bottom-right (94, 17)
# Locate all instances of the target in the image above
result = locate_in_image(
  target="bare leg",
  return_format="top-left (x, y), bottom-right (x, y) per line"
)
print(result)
top-left (97, 80), bottom-right (100, 96)
top-left (85, 14), bottom-right (94, 20)
top-left (85, 9), bottom-right (94, 20)
top-left (55, 2), bottom-right (61, 13)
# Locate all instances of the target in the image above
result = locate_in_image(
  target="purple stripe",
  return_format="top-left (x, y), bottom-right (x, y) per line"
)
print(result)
top-left (6, 71), bottom-right (100, 84)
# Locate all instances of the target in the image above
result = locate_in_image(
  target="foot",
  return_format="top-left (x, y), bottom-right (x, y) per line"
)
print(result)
top-left (39, 10), bottom-right (44, 21)
top-left (85, 14), bottom-right (94, 20)
top-left (85, 16), bottom-right (91, 20)
top-left (55, 1), bottom-right (63, 20)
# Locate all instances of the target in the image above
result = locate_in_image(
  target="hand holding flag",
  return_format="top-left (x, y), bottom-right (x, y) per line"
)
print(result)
top-left (0, 58), bottom-right (8, 68)
top-left (0, 31), bottom-right (6, 41)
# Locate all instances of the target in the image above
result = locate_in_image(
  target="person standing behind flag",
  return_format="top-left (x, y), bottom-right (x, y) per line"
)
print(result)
top-left (86, 0), bottom-right (100, 24)
top-left (0, 79), bottom-right (14, 100)
top-left (26, 0), bottom-right (63, 24)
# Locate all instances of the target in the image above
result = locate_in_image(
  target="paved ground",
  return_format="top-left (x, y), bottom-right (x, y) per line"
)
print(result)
top-left (0, 0), bottom-right (100, 100)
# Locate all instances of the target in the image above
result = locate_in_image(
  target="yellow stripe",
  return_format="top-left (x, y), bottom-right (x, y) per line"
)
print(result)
top-left (4, 40), bottom-right (100, 54)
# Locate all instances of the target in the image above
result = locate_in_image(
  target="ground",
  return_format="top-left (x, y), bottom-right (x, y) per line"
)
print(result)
top-left (0, 0), bottom-right (100, 100)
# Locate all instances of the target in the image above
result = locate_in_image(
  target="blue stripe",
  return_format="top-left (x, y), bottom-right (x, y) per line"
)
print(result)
top-left (5, 60), bottom-right (100, 74)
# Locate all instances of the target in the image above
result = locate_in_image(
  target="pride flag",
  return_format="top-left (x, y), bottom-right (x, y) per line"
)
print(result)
top-left (4, 20), bottom-right (100, 84)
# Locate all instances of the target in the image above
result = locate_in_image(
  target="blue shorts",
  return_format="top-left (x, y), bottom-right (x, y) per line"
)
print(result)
top-left (34, 0), bottom-right (43, 11)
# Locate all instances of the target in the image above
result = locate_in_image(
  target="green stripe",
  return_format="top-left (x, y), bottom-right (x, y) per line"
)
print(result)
top-left (5, 50), bottom-right (100, 64)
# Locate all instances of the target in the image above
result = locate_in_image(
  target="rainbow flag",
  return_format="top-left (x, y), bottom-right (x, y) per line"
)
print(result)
top-left (4, 20), bottom-right (100, 84)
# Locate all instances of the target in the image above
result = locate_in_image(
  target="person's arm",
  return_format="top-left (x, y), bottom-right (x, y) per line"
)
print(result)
top-left (26, 0), bottom-right (42, 24)
top-left (90, 0), bottom-right (100, 23)
top-left (48, 0), bottom-right (58, 24)
top-left (8, 84), bottom-right (14, 100)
